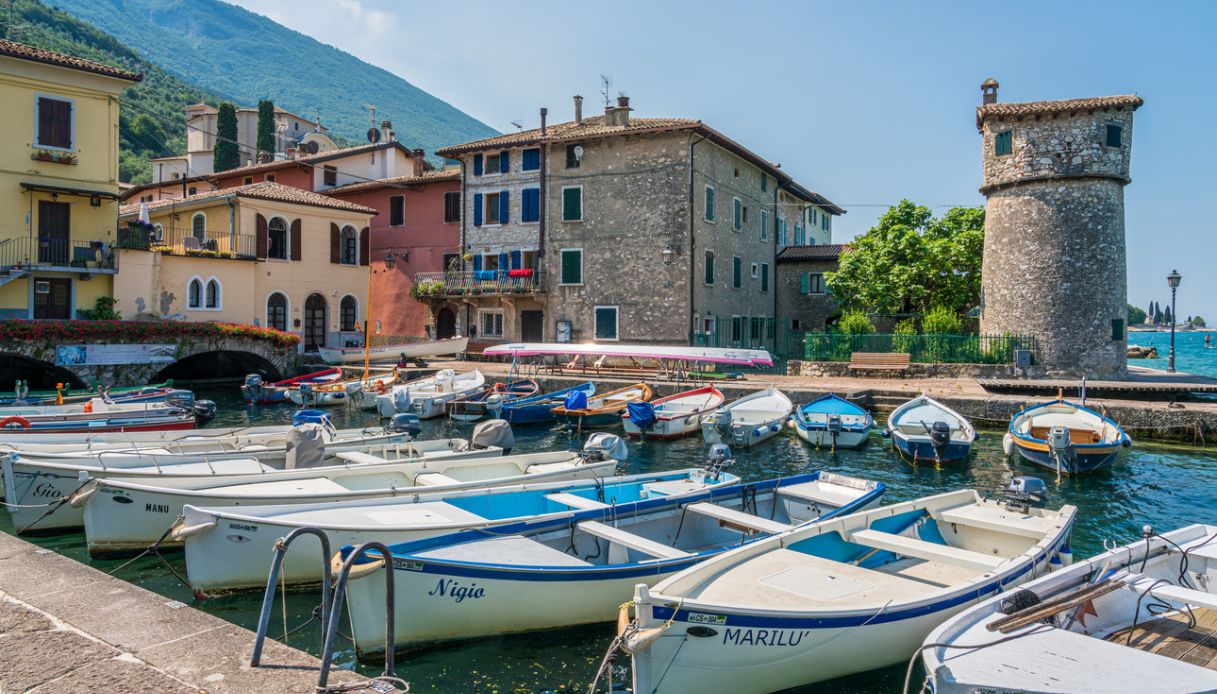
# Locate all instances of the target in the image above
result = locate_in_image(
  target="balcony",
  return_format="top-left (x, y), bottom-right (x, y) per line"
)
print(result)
top-left (0, 236), bottom-right (117, 277)
top-left (118, 223), bottom-right (256, 260)
top-left (412, 270), bottom-right (545, 298)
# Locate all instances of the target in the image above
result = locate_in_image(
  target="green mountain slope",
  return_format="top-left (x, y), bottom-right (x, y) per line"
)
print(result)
top-left (46, 0), bottom-right (498, 159)
top-left (5, 0), bottom-right (226, 183)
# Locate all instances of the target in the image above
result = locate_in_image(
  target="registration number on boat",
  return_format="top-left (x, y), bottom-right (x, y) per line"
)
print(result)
top-left (687, 612), bottom-right (727, 625)
top-left (391, 559), bottom-right (424, 572)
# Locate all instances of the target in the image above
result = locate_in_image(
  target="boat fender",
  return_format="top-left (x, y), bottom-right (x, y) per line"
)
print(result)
top-left (170, 519), bottom-right (217, 542)
top-left (331, 550), bottom-right (385, 581)
top-left (1002, 433), bottom-right (1015, 456)
top-left (0, 415), bottom-right (30, 430)
top-left (881, 428), bottom-right (891, 439)
top-left (1058, 544), bottom-right (1074, 566)
top-left (753, 427), bottom-right (765, 437)
top-left (769, 423), bottom-right (780, 433)
top-left (1122, 434), bottom-right (1132, 448)
top-left (997, 588), bottom-right (1041, 615)
top-left (67, 482), bottom-right (98, 508)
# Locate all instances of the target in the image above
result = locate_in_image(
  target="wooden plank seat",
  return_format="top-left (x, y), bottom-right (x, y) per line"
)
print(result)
top-left (414, 472), bottom-right (462, 486)
top-left (336, 451), bottom-right (387, 466)
top-left (686, 502), bottom-right (793, 534)
top-left (544, 492), bottom-right (610, 510)
top-left (935, 505), bottom-right (1055, 540)
top-left (847, 352), bottom-right (911, 374)
top-left (1126, 577), bottom-right (1217, 612)
top-left (577, 520), bottom-right (691, 560)
top-left (849, 529), bottom-right (1006, 572)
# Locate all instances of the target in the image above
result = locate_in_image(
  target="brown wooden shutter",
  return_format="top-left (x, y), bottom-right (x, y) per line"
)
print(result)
top-left (330, 223), bottom-right (340, 264)
top-left (359, 227), bottom-right (370, 267)
top-left (290, 219), bottom-right (302, 261)
top-left (255, 214), bottom-right (267, 260)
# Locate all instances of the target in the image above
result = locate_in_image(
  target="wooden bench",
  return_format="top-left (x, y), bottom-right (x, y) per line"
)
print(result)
top-left (577, 520), bottom-right (692, 560)
top-left (848, 352), bottom-right (911, 376)
top-left (849, 529), bottom-right (1006, 572)
top-left (686, 503), bottom-right (793, 534)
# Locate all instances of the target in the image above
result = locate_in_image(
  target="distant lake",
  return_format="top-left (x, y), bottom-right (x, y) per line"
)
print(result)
top-left (1128, 329), bottom-right (1217, 377)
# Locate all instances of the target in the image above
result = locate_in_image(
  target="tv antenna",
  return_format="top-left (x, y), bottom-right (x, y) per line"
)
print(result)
top-left (600, 75), bottom-right (613, 108)
top-left (510, 119), bottom-right (523, 130)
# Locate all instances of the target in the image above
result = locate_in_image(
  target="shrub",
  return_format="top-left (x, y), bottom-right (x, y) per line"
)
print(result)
top-left (84, 297), bottom-right (121, 321)
top-left (893, 319), bottom-right (918, 353)
top-left (838, 311), bottom-right (875, 335)
top-left (922, 306), bottom-right (963, 335)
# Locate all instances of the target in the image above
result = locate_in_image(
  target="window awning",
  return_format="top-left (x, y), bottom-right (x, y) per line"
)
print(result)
top-left (21, 182), bottom-right (122, 200)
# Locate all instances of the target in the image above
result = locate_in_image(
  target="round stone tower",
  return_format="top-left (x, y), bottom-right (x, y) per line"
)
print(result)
top-left (976, 79), bottom-right (1143, 379)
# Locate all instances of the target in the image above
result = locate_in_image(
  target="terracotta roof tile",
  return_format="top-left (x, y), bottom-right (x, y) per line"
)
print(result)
top-left (325, 168), bottom-right (461, 195)
top-left (977, 94), bottom-right (1143, 129)
top-left (120, 182), bottom-right (377, 216)
top-left (0, 39), bottom-right (142, 82)
top-left (776, 243), bottom-right (848, 262)
top-left (209, 141), bottom-right (414, 179)
top-left (436, 115), bottom-right (700, 156)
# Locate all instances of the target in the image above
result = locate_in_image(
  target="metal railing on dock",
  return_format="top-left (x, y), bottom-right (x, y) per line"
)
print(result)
top-left (803, 332), bottom-right (1037, 364)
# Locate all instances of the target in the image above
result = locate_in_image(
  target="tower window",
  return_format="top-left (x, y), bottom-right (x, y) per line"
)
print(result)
top-left (1104, 124), bottom-right (1123, 148)
top-left (994, 131), bottom-right (1013, 156)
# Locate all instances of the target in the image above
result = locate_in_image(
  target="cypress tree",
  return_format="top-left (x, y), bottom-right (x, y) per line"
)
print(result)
top-left (256, 99), bottom-right (276, 160)
top-left (213, 102), bottom-right (240, 172)
top-left (1164, 305), bottom-right (1173, 326)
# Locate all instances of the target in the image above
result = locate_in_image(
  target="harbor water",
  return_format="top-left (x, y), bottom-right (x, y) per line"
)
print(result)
top-left (4, 386), bottom-right (1217, 692)
top-left (1128, 329), bottom-right (1217, 378)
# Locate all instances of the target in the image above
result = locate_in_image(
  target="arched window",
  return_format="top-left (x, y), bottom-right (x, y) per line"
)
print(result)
top-left (340, 226), bottom-right (358, 265)
top-left (266, 292), bottom-right (288, 331)
top-left (191, 213), bottom-right (206, 242)
top-left (205, 278), bottom-right (221, 309)
top-left (340, 295), bottom-right (357, 332)
top-left (268, 217), bottom-right (288, 259)
top-left (187, 278), bottom-right (203, 309)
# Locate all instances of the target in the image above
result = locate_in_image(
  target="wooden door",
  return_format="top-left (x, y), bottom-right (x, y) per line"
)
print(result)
top-left (304, 293), bottom-right (327, 351)
top-left (38, 201), bottom-right (70, 265)
top-left (436, 308), bottom-right (456, 339)
top-left (33, 278), bottom-right (71, 319)
top-left (521, 310), bottom-right (543, 342)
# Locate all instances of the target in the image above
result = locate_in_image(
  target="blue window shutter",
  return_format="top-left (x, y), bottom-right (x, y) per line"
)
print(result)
top-left (511, 250), bottom-right (522, 269)
top-left (473, 154), bottom-right (483, 176)
top-left (473, 193), bottom-right (483, 226)
top-left (522, 188), bottom-right (539, 222)
top-left (498, 251), bottom-right (509, 271)
top-left (499, 190), bottom-right (509, 224)
top-left (500, 151), bottom-right (510, 173)
top-left (522, 149), bottom-right (540, 171)
top-left (473, 254), bottom-right (482, 271)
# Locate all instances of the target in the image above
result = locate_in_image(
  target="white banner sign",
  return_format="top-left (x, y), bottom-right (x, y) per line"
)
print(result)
top-left (56, 344), bottom-right (177, 366)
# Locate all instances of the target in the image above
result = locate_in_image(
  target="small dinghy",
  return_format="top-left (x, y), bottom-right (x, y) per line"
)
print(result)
top-left (701, 387), bottom-right (793, 448)
top-left (240, 368), bottom-right (341, 405)
top-left (622, 386), bottom-right (724, 440)
top-left (337, 448), bottom-right (884, 652)
top-left (286, 370), bottom-right (397, 407)
top-left (182, 466), bottom-right (738, 595)
top-left (447, 379), bottom-right (539, 422)
top-left (1004, 397), bottom-right (1131, 477)
top-left (79, 432), bottom-right (623, 557)
top-left (552, 383), bottom-right (653, 429)
top-left (922, 521), bottom-right (1217, 694)
top-left (792, 394), bottom-right (873, 450)
top-left (885, 394), bottom-right (977, 464)
top-left (624, 483), bottom-right (1076, 694)
top-left (497, 382), bottom-right (595, 425)
top-left (365, 369), bottom-right (486, 418)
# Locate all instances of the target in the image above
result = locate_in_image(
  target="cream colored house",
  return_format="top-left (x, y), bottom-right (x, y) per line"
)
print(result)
top-left (116, 182), bottom-right (377, 351)
top-left (184, 103), bottom-right (338, 175)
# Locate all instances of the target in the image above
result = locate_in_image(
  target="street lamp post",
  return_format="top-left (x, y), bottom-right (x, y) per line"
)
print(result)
top-left (1167, 269), bottom-right (1181, 374)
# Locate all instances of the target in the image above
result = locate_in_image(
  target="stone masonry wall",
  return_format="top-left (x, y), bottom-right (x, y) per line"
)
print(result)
top-left (775, 257), bottom-right (841, 332)
top-left (980, 107), bottom-right (1134, 192)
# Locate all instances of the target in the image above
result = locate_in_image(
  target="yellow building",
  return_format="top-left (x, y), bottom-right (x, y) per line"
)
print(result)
top-left (0, 40), bottom-right (141, 319)
top-left (116, 182), bottom-right (377, 351)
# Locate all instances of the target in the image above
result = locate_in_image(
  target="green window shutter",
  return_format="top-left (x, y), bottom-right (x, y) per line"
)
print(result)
top-left (733, 199), bottom-right (741, 230)
top-left (704, 254), bottom-right (714, 284)
top-left (799, 273), bottom-right (809, 294)
top-left (563, 187), bottom-right (582, 221)
top-left (732, 257), bottom-right (741, 288)
top-left (705, 188), bottom-right (714, 220)
top-left (561, 250), bottom-right (582, 284)
top-left (761, 263), bottom-right (769, 292)
top-left (995, 131), bottom-right (1012, 156)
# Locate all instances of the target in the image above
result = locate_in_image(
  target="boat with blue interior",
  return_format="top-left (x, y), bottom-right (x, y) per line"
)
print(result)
top-left (1003, 396), bottom-right (1132, 477)
top-left (792, 393), bottom-right (873, 450)
top-left (885, 394), bottom-right (978, 464)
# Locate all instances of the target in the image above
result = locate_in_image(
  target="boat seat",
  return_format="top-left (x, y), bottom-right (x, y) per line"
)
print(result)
top-left (544, 492), bottom-right (609, 510)
top-left (336, 451), bottom-right (387, 466)
top-left (576, 520), bottom-right (691, 560)
top-left (1126, 576), bottom-right (1217, 612)
top-left (849, 529), bottom-right (1006, 572)
top-left (777, 482), bottom-right (862, 509)
top-left (525, 462), bottom-right (577, 474)
top-left (686, 503), bottom-right (792, 534)
top-left (414, 472), bottom-right (462, 487)
top-left (935, 505), bottom-right (1055, 540)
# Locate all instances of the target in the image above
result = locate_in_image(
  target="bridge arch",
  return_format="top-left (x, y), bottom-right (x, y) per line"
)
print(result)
top-left (153, 349), bottom-right (283, 384)
top-left (0, 353), bottom-right (88, 391)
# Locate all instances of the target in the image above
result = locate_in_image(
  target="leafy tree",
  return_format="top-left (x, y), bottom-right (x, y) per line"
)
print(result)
top-left (1164, 305), bottom-right (1173, 326)
top-left (1127, 304), bottom-right (1147, 325)
top-left (1194, 315), bottom-right (1207, 328)
top-left (213, 102), bottom-right (240, 172)
top-left (826, 200), bottom-right (984, 318)
top-left (256, 99), bottom-right (276, 160)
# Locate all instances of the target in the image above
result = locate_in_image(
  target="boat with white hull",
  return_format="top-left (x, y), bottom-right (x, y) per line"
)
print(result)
top-left (792, 393), bottom-right (873, 450)
top-left (701, 387), bottom-right (793, 448)
top-left (286, 370), bottom-right (397, 408)
top-left (447, 380), bottom-right (538, 422)
top-left (362, 369), bottom-right (486, 418)
top-left (1004, 397), bottom-right (1132, 477)
top-left (922, 522), bottom-right (1217, 694)
top-left (886, 394), bottom-right (978, 464)
top-left (624, 488), bottom-right (1076, 694)
top-left (317, 337), bottom-right (468, 365)
top-left (622, 386), bottom-right (724, 440)
top-left (81, 440), bottom-right (624, 557)
top-left (339, 463), bottom-right (884, 652)
top-left (182, 466), bottom-right (736, 595)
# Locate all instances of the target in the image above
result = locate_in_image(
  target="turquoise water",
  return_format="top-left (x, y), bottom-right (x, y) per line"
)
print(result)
top-left (4, 389), bottom-right (1217, 693)
top-left (1128, 329), bottom-right (1217, 377)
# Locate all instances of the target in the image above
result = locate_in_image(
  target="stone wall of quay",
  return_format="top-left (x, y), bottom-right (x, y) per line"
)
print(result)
top-left (788, 359), bottom-right (1040, 379)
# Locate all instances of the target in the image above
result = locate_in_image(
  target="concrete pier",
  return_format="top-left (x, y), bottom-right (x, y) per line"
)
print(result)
top-left (0, 532), bottom-right (397, 693)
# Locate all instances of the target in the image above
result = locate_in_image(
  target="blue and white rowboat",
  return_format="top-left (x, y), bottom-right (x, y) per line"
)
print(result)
top-left (497, 382), bottom-right (596, 425)
top-left (886, 394), bottom-right (977, 464)
top-left (792, 394), bottom-right (873, 450)
top-left (1003, 398), bottom-right (1131, 477)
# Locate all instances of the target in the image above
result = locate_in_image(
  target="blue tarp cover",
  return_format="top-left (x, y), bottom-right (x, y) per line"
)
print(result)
top-left (563, 389), bottom-right (588, 411)
top-left (627, 401), bottom-right (657, 429)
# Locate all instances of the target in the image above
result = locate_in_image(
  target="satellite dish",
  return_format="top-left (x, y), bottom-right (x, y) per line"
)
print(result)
top-left (573, 145), bottom-right (584, 160)
top-left (301, 141), bottom-right (319, 154)
top-left (367, 127), bottom-right (381, 144)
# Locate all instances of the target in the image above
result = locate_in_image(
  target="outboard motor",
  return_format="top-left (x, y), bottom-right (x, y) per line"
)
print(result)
top-left (285, 423), bottom-right (327, 469)
top-left (191, 399), bottom-right (217, 424)
top-left (470, 418), bottom-right (514, 454)
top-left (627, 401), bottom-right (657, 436)
top-left (164, 389), bottom-right (196, 410)
top-left (827, 413), bottom-right (843, 449)
top-left (1002, 476), bottom-right (1047, 513)
top-left (242, 373), bottom-right (265, 402)
top-left (582, 432), bottom-right (629, 462)
top-left (1047, 425), bottom-right (1075, 477)
top-left (298, 382), bottom-right (314, 407)
top-left (704, 443), bottom-right (735, 480)
top-left (715, 409), bottom-right (734, 439)
top-left (386, 413), bottom-right (421, 437)
top-left (928, 420), bottom-right (952, 459)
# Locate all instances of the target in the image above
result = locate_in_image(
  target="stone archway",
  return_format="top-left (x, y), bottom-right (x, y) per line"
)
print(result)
top-left (304, 293), bottom-right (327, 352)
top-left (0, 353), bottom-right (87, 391)
top-left (436, 308), bottom-right (457, 339)
top-left (153, 350), bottom-right (283, 384)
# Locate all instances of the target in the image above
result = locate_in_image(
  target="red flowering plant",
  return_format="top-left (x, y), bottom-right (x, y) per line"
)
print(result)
top-left (0, 320), bottom-right (300, 349)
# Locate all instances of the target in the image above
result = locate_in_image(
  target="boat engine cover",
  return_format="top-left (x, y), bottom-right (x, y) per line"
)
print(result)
top-left (471, 418), bottom-right (513, 453)
top-left (192, 400), bottom-right (217, 424)
top-left (929, 420), bottom-right (952, 448)
top-left (584, 432), bottom-right (628, 461)
top-left (387, 413), bottom-right (421, 436)
top-left (164, 389), bottom-right (196, 410)
top-left (827, 414), bottom-right (843, 432)
top-left (564, 389), bottom-right (588, 411)
top-left (285, 423), bottom-right (327, 469)
top-left (1048, 426), bottom-right (1072, 452)
top-left (627, 401), bottom-right (657, 430)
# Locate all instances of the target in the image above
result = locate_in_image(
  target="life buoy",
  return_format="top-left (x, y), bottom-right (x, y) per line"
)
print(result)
top-left (375, 381), bottom-right (387, 394)
top-left (0, 416), bottom-right (31, 430)
top-left (493, 383), bottom-right (506, 392)
top-left (83, 401), bottom-right (93, 414)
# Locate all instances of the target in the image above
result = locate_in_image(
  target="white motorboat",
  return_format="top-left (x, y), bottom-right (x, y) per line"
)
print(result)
top-left (621, 386), bottom-right (724, 440)
top-left (80, 436), bottom-right (625, 557)
top-left (360, 369), bottom-right (486, 418)
top-left (700, 387), bottom-right (793, 448)
top-left (624, 487), bottom-right (1076, 693)
top-left (791, 394), bottom-right (874, 450)
top-left (885, 394), bottom-right (978, 464)
top-left (922, 523), bottom-right (1217, 694)
top-left (317, 337), bottom-right (469, 365)
top-left (182, 466), bottom-right (737, 595)
top-left (285, 370), bottom-right (397, 408)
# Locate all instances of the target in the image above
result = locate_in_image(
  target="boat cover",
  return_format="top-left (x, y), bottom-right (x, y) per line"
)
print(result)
top-left (627, 402), bottom-right (657, 429)
top-left (285, 423), bottom-right (326, 469)
top-left (564, 390), bottom-right (588, 411)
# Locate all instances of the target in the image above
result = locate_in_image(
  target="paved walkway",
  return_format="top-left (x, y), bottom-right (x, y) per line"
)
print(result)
top-left (0, 532), bottom-right (397, 693)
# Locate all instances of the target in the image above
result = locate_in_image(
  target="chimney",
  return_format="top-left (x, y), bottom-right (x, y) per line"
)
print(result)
top-left (573, 95), bottom-right (583, 124)
top-left (285, 147), bottom-right (297, 160)
top-left (412, 148), bottom-right (425, 174)
top-left (606, 95), bottom-right (631, 127)
top-left (540, 107), bottom-right (547, 136)
top-left (380, 120), bottom-right (392, 143)
top-left (981, 78), bottom-right (999, 105)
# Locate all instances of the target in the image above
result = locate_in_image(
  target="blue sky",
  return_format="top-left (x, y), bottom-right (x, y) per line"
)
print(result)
top-left (233, 0), bottom-right (1215, 321)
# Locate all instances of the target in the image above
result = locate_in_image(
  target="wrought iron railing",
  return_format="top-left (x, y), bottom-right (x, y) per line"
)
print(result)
top-left (118, 223), bottom-right (256, 259)
top-left (412, 270), bottom-right (545, 297)
top-left (0, 236), bottom-right (116, 272)
top-left (802, 332), bottom-right (1037, 364)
